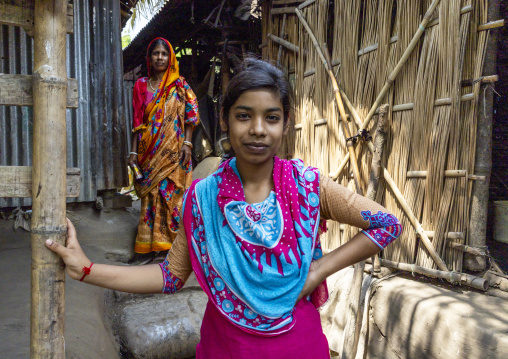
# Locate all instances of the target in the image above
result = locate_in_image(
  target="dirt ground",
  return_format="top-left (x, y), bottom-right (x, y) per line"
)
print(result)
top-left (0, 201), bottom-right (141, 359)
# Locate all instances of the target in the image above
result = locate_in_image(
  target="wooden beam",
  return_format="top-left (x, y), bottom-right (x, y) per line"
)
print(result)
top-left (0, 166), bottom-right (80, 198)
top-left (0, 1), bottom-right (73, 35)
top-left (0, 74), bottom-right (78, 108)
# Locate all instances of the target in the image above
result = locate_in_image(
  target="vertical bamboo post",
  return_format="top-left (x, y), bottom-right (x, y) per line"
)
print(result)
top-left (466, 0), bottom-right (499, 271)
top-left (31, 0), bottom-right (68, 358)
top-left (341, 105), bottom-right (389, 359)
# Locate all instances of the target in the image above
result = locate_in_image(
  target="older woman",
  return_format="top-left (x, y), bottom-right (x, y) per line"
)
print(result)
top-left (128, 37), bottom-right (200, 255)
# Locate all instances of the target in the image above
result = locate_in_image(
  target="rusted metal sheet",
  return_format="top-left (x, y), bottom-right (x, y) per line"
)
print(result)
top-left (0, 0), bottom-right (128, 208)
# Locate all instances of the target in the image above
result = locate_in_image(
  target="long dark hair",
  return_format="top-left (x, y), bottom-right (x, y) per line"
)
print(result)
top-left (221, 58), bottom-right (294, 129)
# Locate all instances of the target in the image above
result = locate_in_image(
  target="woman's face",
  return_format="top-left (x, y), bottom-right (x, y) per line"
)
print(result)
top-left (150, 44), bottom-right (169, 74)
top-left (222, 89), bottom-right (287, 167)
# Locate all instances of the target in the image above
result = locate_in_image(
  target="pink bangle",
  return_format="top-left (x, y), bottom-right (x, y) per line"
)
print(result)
top-left (79, 262), bottom-right (93, 282)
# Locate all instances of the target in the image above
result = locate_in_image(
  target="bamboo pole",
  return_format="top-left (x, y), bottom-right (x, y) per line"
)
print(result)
top-left (477, 19), bottom-right (504, 31)
top-left (359, 0), bottom-right (442, 133)
top-left (466, 0), bottom-right (499, 271)
top-left (321, 44), bottom-right (362, 195)
top-left (267, 33), bottom-right (299, 53)
top-left (446, 242), bottom-right (486, 256)
top-left (296, 7), bottom-right (363, 194)
top-left (277, 13), bottom-right (287, 66)
top-left (341, 104), bottom-right (389, 359)
top-left (31, 0), bottom-right (68, 357)
top-left (296, 1), bottom-right (448, 271)
top-left (366, 258), bottom-right (488, 291)
top-left (327, 88), bottom-right (449, 272)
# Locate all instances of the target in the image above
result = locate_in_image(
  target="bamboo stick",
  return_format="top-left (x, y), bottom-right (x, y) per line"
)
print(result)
top-left (267, 33), bottom-right (299, 53)
top-left (294, 9), bottom-right (327, 70)
top-left (407, 170), bottom-right (466, 178)
top-left (461, 75), bottom-right (498, 86)
top-left (360, 0), bottom-right (442, 133)
top-left (277, 14), bottom-right (287, 66)
top-left (31, 0), bottom-right (68, 357)
top-left (358, 36), bottom-right (398, 56)
top-left (383, 167), bottom-right (449, 271)
top-left (371, 91), bottom-right (486, 114)
top-left (427, 5), bottom-right (473, 28)
top-left (303, 59), bottom-right (340, 77)
top-left (426, 231), bottom-right (464, 240)
top-left (353, 5), bottom-right (473, 58)
top-left (446, 242), bottom-right (486, 256)
top-left (369, 258), bottom-right (488, 291)
top-left (297, 0), bottom-right (316, 10)
top-left (477, 19), bottom-right (504, 31)
top-left (491, 258), bottom-right (505, 275)
top-left (272, 0), bottom-right (305, 5)
top-left (342, 104), bottom-right (389, 359)
top-left (321, 43), bottom-right (363, 195)
top-left (323, 78), bottom-right (450, 273)
top-left (271, 7), bottom-right (296, 15)
top-left (484, 271), bottom-right (508, 292)
top-left (295, 7), bottom-right (363, 194)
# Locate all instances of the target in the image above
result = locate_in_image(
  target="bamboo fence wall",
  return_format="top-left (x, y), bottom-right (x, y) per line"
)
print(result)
top-left (263, 0), bottom-right (496, 272)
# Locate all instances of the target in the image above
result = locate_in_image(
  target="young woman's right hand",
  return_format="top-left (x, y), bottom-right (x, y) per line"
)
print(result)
top-left (45, 218), bottom-right (92, 281)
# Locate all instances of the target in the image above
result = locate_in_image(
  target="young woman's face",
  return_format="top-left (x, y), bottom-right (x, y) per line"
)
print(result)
top-left (150, 44), bottom-right (169, 74)
top-left (222, 89), bottom-right (287, 167)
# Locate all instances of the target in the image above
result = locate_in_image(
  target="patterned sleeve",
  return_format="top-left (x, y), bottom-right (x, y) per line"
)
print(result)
top-left (158, 226), bottom-right (193, 294)
top-left (179, 77), bottom-right (200, 127)
top-left (319, 175), bottom-right (402, 249)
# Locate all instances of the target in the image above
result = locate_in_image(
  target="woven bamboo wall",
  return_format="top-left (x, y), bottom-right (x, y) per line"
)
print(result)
top-left (263, 0), bottom-right (494, 272)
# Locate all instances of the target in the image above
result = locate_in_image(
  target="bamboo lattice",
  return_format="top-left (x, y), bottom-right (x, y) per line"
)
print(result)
top-left (264, 0), bottom-right (494, 273)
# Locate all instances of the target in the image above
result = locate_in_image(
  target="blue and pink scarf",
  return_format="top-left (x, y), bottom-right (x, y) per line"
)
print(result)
top-left (182, 157), bottom-right (328, 335)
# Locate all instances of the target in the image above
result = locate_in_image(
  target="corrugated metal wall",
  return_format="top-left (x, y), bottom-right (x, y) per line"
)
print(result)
top-left (0, 0), bottom-right (129, 208)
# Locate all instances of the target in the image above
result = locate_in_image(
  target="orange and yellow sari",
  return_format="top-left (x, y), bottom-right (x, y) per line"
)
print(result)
top-left (132, 38), bottom-right (200, 253)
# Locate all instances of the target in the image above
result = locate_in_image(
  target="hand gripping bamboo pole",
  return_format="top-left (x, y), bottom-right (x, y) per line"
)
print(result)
top-left (31, 1), bottom-right (68, 358)
top-left (359, 0), bottom-right (442, 132)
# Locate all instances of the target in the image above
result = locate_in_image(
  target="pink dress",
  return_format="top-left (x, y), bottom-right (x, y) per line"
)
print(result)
top-left (197, 298), bottom-right (330, 358)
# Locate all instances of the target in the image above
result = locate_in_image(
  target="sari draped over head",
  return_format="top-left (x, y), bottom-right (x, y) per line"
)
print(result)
top-left (182, 157), bottom-right (329, 336)
top-left (132, 37), bottom-right (200, 253)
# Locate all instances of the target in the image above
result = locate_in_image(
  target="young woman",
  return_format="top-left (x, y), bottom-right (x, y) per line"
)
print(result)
top-left (47, 58), bottom-right (401, 358)
top-left (128, 37), bottom-right (200, 255)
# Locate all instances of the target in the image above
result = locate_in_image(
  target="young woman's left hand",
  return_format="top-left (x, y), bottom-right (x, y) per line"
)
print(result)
top-left (180, 143), bottom-right (192, 166)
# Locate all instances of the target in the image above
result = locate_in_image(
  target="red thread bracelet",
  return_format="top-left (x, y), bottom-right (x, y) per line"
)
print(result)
top-left (79, 262), bottom-right (93, 282)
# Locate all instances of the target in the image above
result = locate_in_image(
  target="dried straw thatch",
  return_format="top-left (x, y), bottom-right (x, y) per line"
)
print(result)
top-left (265, 0), bottom-right (496, 274)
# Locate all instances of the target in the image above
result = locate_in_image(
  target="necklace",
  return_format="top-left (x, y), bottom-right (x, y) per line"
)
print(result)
top-left (148, 78), bottom-right (159, 92)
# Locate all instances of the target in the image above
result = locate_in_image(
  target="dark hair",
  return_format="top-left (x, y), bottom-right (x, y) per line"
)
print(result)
top-left (221, 58), bottom-right (294, 128)
top-left (147, 39), bottom-right (170, 57)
